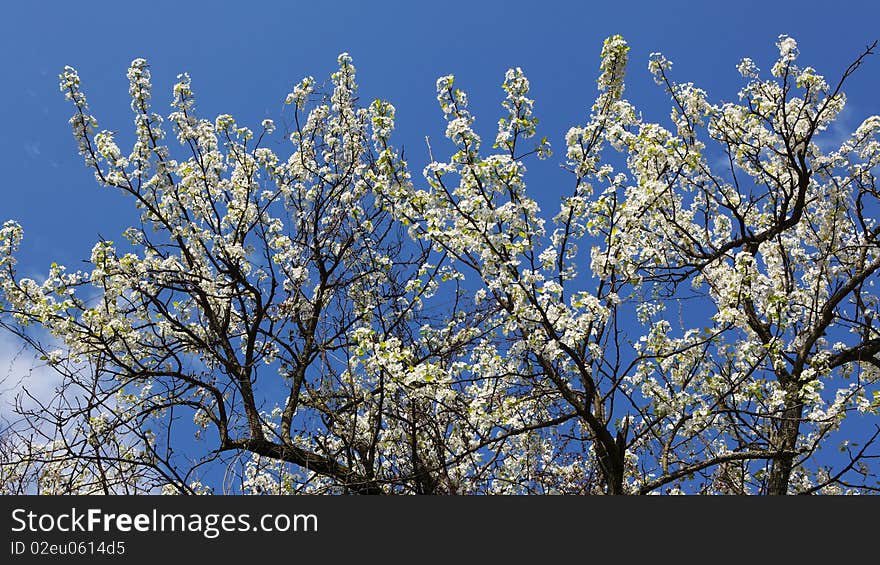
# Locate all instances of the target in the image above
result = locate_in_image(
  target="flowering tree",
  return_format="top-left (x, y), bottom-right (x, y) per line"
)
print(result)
top-left (2, 35), bottom-right (879, 494)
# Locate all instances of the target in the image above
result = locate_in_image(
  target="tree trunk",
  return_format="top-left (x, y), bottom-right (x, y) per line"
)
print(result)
top-left (766, 400), bottom-right (803, 495)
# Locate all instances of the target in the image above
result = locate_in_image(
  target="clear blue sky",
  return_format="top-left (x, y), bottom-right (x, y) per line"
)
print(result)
top-left (2, 0), bottom-right (878, 273)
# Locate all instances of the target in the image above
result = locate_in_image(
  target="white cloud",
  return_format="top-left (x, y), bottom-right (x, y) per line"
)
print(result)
top-left (0, 331), bottom-right (64, 423)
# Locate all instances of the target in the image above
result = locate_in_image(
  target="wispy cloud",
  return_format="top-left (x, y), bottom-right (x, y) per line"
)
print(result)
top-left (0, 332), bottom-right (63, 423)
top-left (23, 142), bottom-right (41, 159)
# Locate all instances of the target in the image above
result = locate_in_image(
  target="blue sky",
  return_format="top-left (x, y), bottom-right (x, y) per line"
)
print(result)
top-left (1, 0), bottom-right (879, 489)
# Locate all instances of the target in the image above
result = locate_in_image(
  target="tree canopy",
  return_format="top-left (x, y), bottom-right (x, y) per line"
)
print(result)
top-left (2, 35), bottom-right (879, 495)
